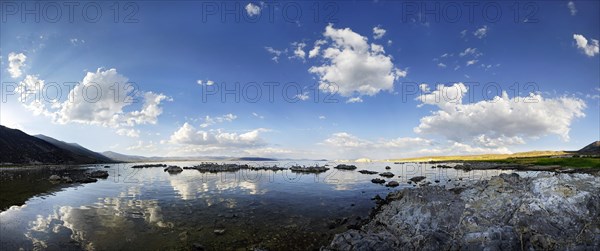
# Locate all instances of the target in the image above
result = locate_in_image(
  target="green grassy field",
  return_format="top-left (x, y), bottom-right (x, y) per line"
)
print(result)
top-left (485, 157), bottom-right (600, 168)
top-left (387, 151), bottom-right (567, 162)
top-left (388, 151), bottom-right (600, 169)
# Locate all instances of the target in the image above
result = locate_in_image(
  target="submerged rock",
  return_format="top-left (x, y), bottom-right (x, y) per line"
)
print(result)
top-left (325, 172), bottom-right (600, 250)
top-left (379, 172), bottom-right (394, 178)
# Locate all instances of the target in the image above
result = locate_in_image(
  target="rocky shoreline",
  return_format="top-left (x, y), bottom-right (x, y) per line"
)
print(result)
top-left (325, 171), bottom-right (600, 250)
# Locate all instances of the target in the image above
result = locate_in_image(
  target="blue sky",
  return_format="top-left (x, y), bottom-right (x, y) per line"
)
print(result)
top-left (1, 1), bottom-right (599, 160)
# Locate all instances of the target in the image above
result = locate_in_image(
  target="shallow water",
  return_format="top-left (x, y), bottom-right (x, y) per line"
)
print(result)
top-left (0, 161), bottom-right (521, 250)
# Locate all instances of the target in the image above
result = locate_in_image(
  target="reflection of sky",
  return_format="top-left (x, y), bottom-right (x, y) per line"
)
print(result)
top-left (0, 161), bottom-right (526, 250)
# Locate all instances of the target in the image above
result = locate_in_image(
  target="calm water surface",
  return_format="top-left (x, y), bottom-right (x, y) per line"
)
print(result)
top-left (0, 161), bottom-right (521, 250)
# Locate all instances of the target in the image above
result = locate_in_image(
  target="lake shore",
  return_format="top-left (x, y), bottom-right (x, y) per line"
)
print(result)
top-left (325, 171), bottom-right (600, 250)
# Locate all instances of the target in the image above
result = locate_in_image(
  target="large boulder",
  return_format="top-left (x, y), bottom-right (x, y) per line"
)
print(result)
top-left (325, 172), bottom-right (600, 250)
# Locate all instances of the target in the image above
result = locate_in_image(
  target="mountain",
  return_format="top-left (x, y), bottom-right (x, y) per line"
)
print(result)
top-left (0, 125), bottom-right (113, 165)
top-left (577, 141), bottom-right (600, 155)
top-left (101, 151), bottom-right (153, 162)
top-left (34, 135), bottom-right (114, 163)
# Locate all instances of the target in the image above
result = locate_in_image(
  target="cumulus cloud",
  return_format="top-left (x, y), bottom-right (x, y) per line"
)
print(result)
top-left (7, 52), bottom-right (26, 78)
top-left (245, 3), bottom-right (261, 17)
top-left (55, 69), bottom-right (170, 128)
top-left (372, 26), bottom-right (386, 39)
top-left (309, 24), bottom-right (406, 100)
top-left (473, 25), bottom-right (488, 39)
top-left (573, 34), bottom-right (599, 57)
top-left (567, 1), bottom-right (577, 16)
top-left (308, 39), bottom-right (326, 58)
top-left (199, 113), bottom-right (237, 128)
top-left (321, 132), bottom-right (433, 159)
top-left (116, 128), bottom-right (140, 138)
top-left (415, 83), bottom-right (586, 146)
top-left (169, 122), bottom-right (269, 148)
top-left (290, 42), bottom-right (306, 61)
top-left (437, 63), bottom-right (447, 68)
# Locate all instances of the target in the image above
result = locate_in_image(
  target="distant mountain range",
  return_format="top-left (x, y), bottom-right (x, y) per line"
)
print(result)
top-left (0, 125), bottom-right (114, 165)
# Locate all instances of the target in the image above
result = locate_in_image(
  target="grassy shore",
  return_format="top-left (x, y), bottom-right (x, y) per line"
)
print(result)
top-left (388, 151), bottom-right (600, 169)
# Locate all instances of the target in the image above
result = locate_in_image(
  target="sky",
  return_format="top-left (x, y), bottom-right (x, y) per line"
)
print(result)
top-left (0, 1), bottom-right (599, 160)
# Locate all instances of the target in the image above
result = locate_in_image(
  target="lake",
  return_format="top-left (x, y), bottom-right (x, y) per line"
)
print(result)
top-left (0, 161), bottom-right (520, 250)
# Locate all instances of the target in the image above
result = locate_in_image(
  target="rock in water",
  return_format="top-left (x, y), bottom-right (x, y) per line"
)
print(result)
top-left (164, 166), bottom-right (183, 173)
top-left (409, 176), bottom-right (426, 182)
top-left (89, 170), bottom-right (109, 178)
top-left (334, 164), bottom-right (358, 170)
top-left (379, 172), bottom-right (394, 178)
top-left (49, 175), bottom-right (61, 181)
top-left (325, 172), bottom-right (600, 250)
top-left (213, 229), bottom-right (226, 235)
top-left (371, 178), bottom-right (386, 184)
top-left (385, 166), bottom-right (391, 170)
top-left (385, 181), bottom-right (399, 187)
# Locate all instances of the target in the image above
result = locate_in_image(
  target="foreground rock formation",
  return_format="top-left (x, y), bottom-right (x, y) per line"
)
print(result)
top-left (326, 172), bottom-right (600, 250)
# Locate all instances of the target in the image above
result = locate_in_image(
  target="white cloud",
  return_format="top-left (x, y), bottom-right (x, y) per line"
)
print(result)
top-left (308, 39), bottom-right (326, 58)
top-left (116, 128), bottom-right (140, 138)
top-left (290, 42), bottom-right (306, 61)
top-left (321, 132), bottom-right (433, 159)
top-left (252, 112), bottom-right (264, 119)
top-left (7, 52), bottom-right (26, 78)
top-left (70, 38), bottom-right (85, 46)
top-left (372, 26), bottom-right (386, 39)
top-left (199, 113), bottom-right (237, 128)
top-left (169, 122), bottom-right (269, 148)
top-left (466, 59), bottom-right (478, 66)
top-left (245, 3), bottom-right (261, 17)
top-left (568, 1), bottom-right (577, 16)
top-left (346, 97), bottom-right (363, 103)
top-left (573, 34), bottom-right (599, 57)
top-left (318, 115), bottom-right (326, 120)
top-left (295, 92), bottom-right (310, 101)
top-left (52, 68), bottom-right (170, 128)
top-left (415, 84), bottom-right (586, 145)
top-left (16, 75), bottom-right (43, 102)
top-left (197, 80), bottom-right (214, 86)
top-left (309, 24), bottom-right (406, 98)
top-left (437, 62), bottom-right (447, 68)
top-left (460, 29), bottom-right (468, 38)
top-left (473, 25), bottom-right (488, 39)
top-left (459, 47), bottom-right (481, 57)
top-left (265, 47), bottom-right (285, 62)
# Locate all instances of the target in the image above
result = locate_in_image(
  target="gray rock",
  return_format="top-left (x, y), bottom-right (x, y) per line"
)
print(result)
top-left (213, 229), bottom-right (226, 235)
top-left (379, 172), bottom-right (394, 178)
top-left (385, 181), bottom-right (399, 187)
top-left (409, 176), bottom-right (426, 182)
top-left (371, 178), bottom-right (386, 184)
top-left (89, 170), bottom-right (109, 178)
top-left (325, 172), bottom-right (600, 250)
top-left (164, 166), bottom-right (183, 173)
top-left (49, 175), bottom-right (61, 181)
